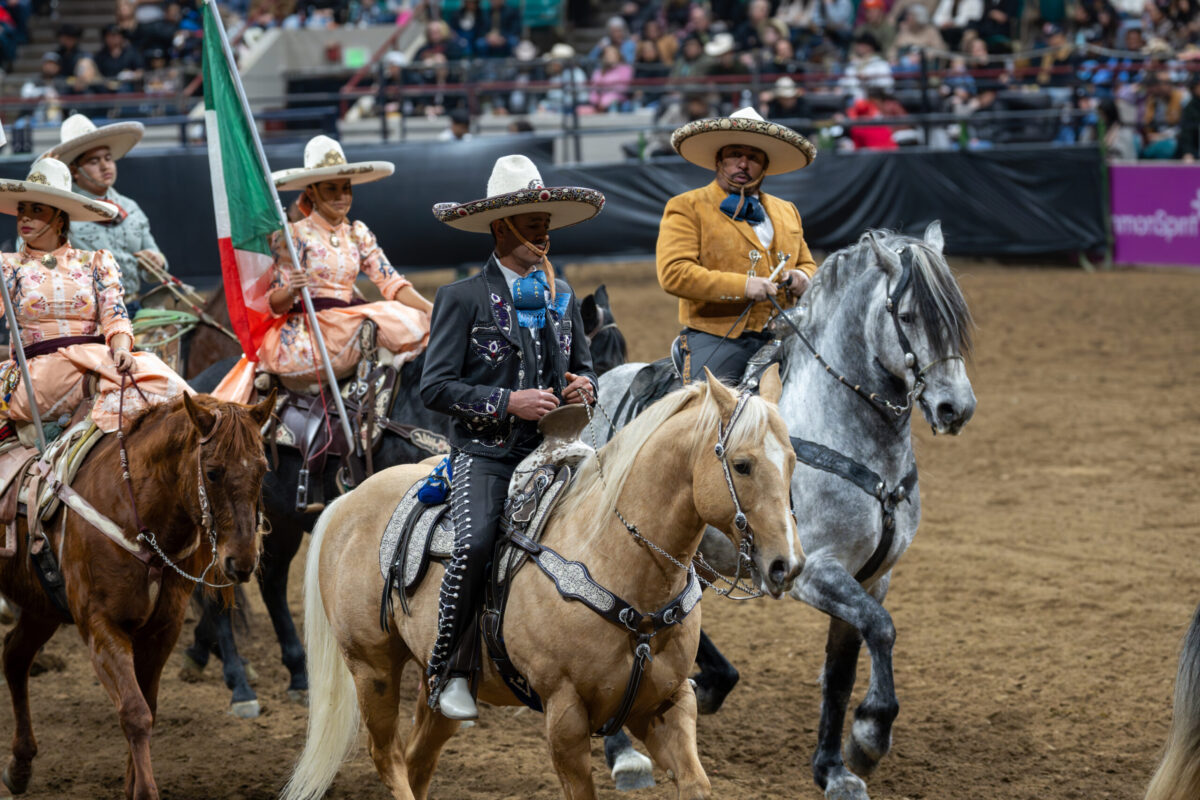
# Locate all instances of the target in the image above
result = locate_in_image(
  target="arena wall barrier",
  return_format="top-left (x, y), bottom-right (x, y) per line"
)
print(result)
top-left (0, 139), bottom-right (1106, 280)
top-left (1110, 163), bottom-right (1200, 269)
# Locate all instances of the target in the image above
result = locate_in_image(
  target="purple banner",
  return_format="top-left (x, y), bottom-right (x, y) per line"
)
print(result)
top-left (1111, 163), bottom-right (1200, 268)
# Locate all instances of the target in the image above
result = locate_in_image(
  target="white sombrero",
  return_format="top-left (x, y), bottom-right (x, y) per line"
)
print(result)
top-left (273, 135), bottom-right (394, 192)
top-left (672, 106), bottom-right (817, 175)
top-left (0, 158), bottom-right (119, 222)
top-left (432, 155), bottom-right (605, 234)
top-left (40, 114), bottom-right (145, 165)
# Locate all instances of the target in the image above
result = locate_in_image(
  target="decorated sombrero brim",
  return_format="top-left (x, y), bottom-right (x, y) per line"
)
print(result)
top-left (432, 154), bottom-right (604, 233)
top-left (273, 134), bottom-right (394, 191)
top-left (672, 107), bottom-right (817, 175)
top-left (0, 158), bottom-right (118, 222)
top-left (39, 115), bottom-right (144, 165)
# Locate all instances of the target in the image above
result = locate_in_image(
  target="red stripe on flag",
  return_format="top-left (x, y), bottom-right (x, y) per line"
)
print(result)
top-left (218, 237), bottom-right (275, 361)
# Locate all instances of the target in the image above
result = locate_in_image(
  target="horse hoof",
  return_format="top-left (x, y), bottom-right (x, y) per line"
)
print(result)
top-left (824, 773), bottom-right (869, 800)
top-left (844, 723), bottom-right (888, 777)
top-left (287, 689), bottom-right (309, 706)
top-left (611, 748), bottom-right (655, 791)
top-left (229, 699), bottom-right (261, 719)
top-left (178, 654), bottom-right (206, 683)
top-left (3, 759), bottom-right (32, 795)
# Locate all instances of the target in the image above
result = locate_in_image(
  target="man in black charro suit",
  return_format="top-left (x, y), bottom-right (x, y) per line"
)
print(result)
top-left (420, 154), bottom-right (605, 720)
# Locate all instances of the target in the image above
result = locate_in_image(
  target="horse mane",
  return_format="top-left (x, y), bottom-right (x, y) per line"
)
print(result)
top-left (123, 393), bottom-right (264, 467)
top-left (555, 381), bottom-right (772, 544)
top-left (807, 229), bottom-right (974, 358)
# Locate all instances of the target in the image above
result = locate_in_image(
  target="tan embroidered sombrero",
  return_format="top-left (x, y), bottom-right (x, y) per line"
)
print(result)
top-left (40, 114), bottom-right (145, 165)
top-left (432, 154), bottom-right (605, 234)
top-left (273, 135), bottom-right (394, 192)
top-left (672, 106), bottom-right (817, 175)
top-left (0, 158), bottom-right (119, 222)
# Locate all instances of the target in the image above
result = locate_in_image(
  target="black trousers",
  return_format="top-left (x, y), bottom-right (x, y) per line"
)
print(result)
top-left (679, 327), bottom-right (772, 385)
top-left (429, 448), bottom-right (526, 686)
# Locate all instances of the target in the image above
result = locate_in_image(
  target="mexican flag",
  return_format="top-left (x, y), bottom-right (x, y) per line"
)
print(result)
top-left (202, 0), bottom-right (280, 360)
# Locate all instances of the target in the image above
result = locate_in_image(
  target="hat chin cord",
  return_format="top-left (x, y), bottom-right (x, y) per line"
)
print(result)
top-left (723, 165), bottom-right (767, 222)
top-left (23, 210), bottom-right (63, 251)
top-left (502, 216), bottom-right (556, 301)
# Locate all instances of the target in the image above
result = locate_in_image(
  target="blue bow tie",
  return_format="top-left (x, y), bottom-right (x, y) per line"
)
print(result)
top-left (720, 192), bottom-right (766, 224)
top-left (511, 270), bottom-right (570, 329)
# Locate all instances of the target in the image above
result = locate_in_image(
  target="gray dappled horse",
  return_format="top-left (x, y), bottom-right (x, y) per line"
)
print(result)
top-left (595, 224), bottom-right (976, 800)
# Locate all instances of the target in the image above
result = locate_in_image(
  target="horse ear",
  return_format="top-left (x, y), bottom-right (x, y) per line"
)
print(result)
top-left (595, 284), bottom-right (609, 307)
top-left (759, 363), bottom-right (782, 404)
top-left (249, 388), bottom-right (277, 427)
top-left (183, 392), bottom-right (217, 437)
top-left (580, 293), bottom-right (598, 334)
top-left (924, 220), bottom-right (945, 253)
top-left (869, 232), bottom-right (902, 276)
top-left (702, 367), bottom-right (738, 416)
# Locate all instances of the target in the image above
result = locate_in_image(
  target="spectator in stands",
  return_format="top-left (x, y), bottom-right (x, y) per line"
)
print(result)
top-left (816, 0), bottom-right (857, 44)
top-left (540, 43), bottom-right (588, 112)
top-left (1036, 23), bottom-right (1079, 96)
top-left (94, 23), bottom-right (144, 90)
top-left (417, 19), bottom-right (464, 62)
top-left (115, 0), bottom-right (139, 42)
top-left (967, 81), bottom-right (1002, 144)
top-left (1175, 75), bottom-right (1199, 159)
top-left (439, 107), bottom-right (473, 141)
top-left (641, 92), bottom-right (719, 158)
top-left (942, 55), bottom-right (977, 104)
top-left (19, 52), bottom-right (64, 124)
top-left (590, 16), bottom-right (636, 63)
top-left (661, 0), bottom-right (692, 29)
top-left (767, 75), bottom-right (812, 120)
top-left (932, 0), bottom-right (982, 51)
top-left (684, 4), bottom-right (718, 47)
top-left (976, 0), bottom-right (1019, 52)
top-left (447, 0), bottom-right (483, 54)
top-left (133, 0), bottom-right (180, 59)
top-left (143, 47), bottom-right (181, 93)
top-left (1139, 71), bottom-right (1185, 156)
top-left (855, 0), bottom-right (897, 56)
top-left (634, 38), bottom-right (671, 108)
top-left (768, 37), bottom-right (804, 73)
top-left (735, 0), bottom-right (773, 50)
top-left (133, 0), bottom-right (165, 24)
top-left (1072, 0), bottom-right (1120, 48)
top-left (845, 91), bottom-right (900, 149)
top-left (1123, 26), bottom-right (1146, 52)
top-left (891, 4), bottom-right (946, 58)
top-left (672, 34), bottom-right (710, 77)
top-left (56, 23), bottom-right (83, 76)
top-left (1098, 98), bottom-right (1139, 157)
top-left (474, 0), bottom-right (521, 59)
top-left (841, 32), bottom-right (894, 99)
top-left (704, 32), bottom-right (752, 78)
top-left (588, 43), bottom-right (633, 112)
top-left (641, 17), bottom-right (678, 65)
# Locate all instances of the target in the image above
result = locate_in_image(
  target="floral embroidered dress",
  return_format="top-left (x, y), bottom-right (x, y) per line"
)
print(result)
top-left (0, 245), bottom-right (189, 433)
top-left (256, 214), bottom-right (430, 380)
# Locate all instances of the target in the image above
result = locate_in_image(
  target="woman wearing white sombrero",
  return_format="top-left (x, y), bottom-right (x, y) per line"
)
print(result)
top-left (658, 106), bottom-right (818, 384)
top-left (217, 136), bottom-right (432, 401)
top-left (0, 159), bottom-right (190, 435)
top-left (39, 114), bottom-right (167, 303)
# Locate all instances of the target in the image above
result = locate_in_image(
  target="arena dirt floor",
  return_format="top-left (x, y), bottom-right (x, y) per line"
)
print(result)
top-left (1, 258), bottom-right (1197, 800)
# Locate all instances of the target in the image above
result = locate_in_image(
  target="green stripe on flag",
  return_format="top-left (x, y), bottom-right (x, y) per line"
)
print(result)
top-left (202, 2), bottom-right (278, 258)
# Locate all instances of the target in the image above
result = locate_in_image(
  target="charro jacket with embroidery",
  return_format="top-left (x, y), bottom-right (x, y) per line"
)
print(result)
top-left (420, 257), bottom-right (597, 457)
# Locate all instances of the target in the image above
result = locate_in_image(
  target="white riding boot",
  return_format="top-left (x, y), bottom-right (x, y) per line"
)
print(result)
top-left (438, 677), bottom-right (478, 720)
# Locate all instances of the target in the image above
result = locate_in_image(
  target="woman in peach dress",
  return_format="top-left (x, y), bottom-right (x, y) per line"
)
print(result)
top-left (0, 158), bottom-right (189, 435)
top-left (261, 135), bottom-right (430, 381)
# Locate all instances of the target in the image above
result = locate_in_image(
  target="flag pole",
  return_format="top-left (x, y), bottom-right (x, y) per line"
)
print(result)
top-left (0, 272), bottom-right (47, 453)
top-left (204, 0), bottom-right (356, 448)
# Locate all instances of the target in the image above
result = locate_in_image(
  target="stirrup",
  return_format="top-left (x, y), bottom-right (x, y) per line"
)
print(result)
top-left (437, 677), bottom-right (478, 720)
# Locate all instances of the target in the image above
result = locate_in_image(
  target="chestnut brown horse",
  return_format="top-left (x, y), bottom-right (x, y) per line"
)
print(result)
top-left (0, 392), bottom-right (274, 800)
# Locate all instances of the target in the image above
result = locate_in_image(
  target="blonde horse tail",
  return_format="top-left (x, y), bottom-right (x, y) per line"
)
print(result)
top-left (282, 496), bottom-right (360, 800)
top-left (1147, 602), bottom-right (1200, 800)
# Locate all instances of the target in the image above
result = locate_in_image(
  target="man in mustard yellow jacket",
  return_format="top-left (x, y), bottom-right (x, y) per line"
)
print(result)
top-left (659, 107), bottom-right (819, 383)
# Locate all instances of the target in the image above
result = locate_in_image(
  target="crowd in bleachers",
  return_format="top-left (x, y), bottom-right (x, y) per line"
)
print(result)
top-left (9, 0), bottom-right (1199, 159)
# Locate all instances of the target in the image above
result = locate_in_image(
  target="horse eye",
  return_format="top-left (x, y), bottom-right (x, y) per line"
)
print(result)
top-left (205, 467), bottom-right (224, 482)
top-left (898, 312), bottom-right (915, 324)
top-left (733, 461), bottom-right (752, 476)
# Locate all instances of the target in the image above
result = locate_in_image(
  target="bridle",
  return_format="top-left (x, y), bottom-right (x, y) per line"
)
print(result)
top-left (769, 245), bottom-right (963, 427)
top-left (117, 379), bottom-right (248, 589)
top-left (582, 385), bottom-right (764, 600)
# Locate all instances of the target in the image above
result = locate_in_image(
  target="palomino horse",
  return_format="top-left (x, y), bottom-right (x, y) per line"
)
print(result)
top-left (1146, 602), bottom-right (1200, 800)
top-left (181, 289), bottom-right (631, 717)
top-left (283, 370), bottom-right (803, 800)
top-left (0, 392), bottom-right (274, 800)
top-left (598, 225), bottom-right (976, 799)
